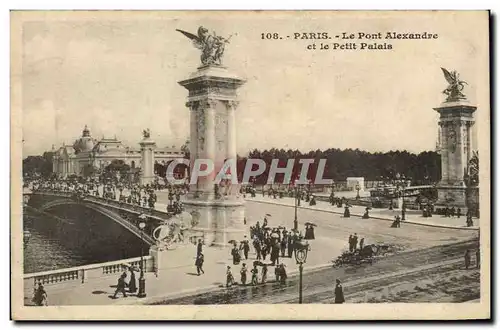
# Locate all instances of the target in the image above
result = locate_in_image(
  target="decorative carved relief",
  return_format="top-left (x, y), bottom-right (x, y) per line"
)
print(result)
top-left (215, 111), bottom-right (228, 152)
top-left (197, 107), bottom-right (206, 151)
top-left (447, 128), bottom-right (457, 153)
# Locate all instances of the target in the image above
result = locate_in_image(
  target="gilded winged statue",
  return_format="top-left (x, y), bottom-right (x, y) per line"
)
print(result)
top-left (441, 68), bottom-right (468, 102)
top-left (176, 26), bottom-right (232, 66)
top-left (143, 128), bottom-right (151, 139)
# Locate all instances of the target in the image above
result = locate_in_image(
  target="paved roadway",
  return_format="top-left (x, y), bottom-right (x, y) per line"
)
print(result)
top-left (244, 201), bottom-right (477, 253)
top-left (152, 239), bottom-right (479, 305)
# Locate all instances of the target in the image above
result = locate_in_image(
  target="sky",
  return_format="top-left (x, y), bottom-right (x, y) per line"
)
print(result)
top-left (18, 11), bottom-right (488, 157)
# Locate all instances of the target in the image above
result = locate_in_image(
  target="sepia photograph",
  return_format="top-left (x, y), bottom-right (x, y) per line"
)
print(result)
top-left (10, 10), bottom-right (490, 320)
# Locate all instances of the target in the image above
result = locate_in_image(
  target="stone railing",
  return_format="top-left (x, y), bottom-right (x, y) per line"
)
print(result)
top-left (24, 256), bottom-right (154, 290)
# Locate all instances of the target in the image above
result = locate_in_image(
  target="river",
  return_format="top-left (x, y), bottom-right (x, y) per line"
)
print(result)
top-left (23, 205), bottom-right (148, 274)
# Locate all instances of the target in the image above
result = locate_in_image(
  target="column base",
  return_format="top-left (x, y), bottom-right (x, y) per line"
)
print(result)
top-left (182, 198), bottom-right (246, 246)
top-left (435, 184), bottom-right (467, 208)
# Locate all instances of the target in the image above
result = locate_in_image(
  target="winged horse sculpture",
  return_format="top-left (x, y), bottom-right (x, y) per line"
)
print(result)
top-left (176, 27), bottom-right (232, 66)
top-left (441, 67), bottom-right (468, 102)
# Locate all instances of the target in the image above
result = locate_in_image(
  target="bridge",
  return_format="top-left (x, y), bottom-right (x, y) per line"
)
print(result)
top-left (23, 190), bottom-right (181, 246)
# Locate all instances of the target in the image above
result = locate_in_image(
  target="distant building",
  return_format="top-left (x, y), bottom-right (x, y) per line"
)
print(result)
top-left (52, 125), bottom-right (185, 178)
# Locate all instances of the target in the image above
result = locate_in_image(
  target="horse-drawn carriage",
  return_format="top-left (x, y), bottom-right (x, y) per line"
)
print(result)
top-left (332, 246), bottom-right (375, 267)
top-left (332, 244), bottom-right (401, 268)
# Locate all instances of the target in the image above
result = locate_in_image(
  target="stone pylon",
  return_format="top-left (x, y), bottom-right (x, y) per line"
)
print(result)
top-left (140, 134), bottom-right (156, 186)
top-left (434, 100), bottom-right (476, 207)
top-left (178, 65), bottom-right (246, 246)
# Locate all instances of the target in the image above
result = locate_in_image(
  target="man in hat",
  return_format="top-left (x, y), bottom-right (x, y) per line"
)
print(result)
top-left (287, 232), bottom-right (294, 258)
top-left (464, 249), bottom-right (471, 270)
top-left (240, 236), bottom-right (250, 260)
top-left (112, 273), bottom-right (128, 299)
top-left (240, 263), bottom-right (248, 285)
top-left (196, 239), bottom-right (203, 257)
top-left (280, 232), bottom-right (287, 257)
top-left (195, 252), bottom-right (205, 276)
top-left (334, 279), bottom-right (345, 304)
top-left (261, 264), bottom-right (268, 284)
top-left (226, 266), bottom-right (234, 287)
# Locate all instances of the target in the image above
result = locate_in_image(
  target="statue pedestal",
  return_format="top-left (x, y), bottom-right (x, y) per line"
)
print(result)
top-left (435, 184), bottom-right (467, 207)
top-left (183, 198), bottom-right (246, 247)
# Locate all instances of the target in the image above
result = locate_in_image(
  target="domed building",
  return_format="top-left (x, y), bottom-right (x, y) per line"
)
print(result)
top-left (73, 125), bottom-right (97, 154)
top-left (52, 125), bottom-right (185, 179)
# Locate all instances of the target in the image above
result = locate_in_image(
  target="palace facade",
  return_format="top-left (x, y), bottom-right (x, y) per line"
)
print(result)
top-left (52, 125), bottom-right (185, 178)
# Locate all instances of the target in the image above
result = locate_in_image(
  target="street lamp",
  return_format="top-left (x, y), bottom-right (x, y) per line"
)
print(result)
top-left (355, 184), bottom-right (361, 200)
top-left (400, 175), bottom-right (406, 221)
top-left (294, 240), bottom-right (310, 304)
top-left (294, 180), bottom-right (301, 231)
top-left (137, 221), bottom-right (147, 298)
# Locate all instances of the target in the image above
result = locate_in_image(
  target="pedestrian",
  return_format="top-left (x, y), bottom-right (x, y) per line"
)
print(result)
top-left (251, 265), bottom-right (259, 286)
top-left (464, 249), bottom-right (471, 270)
top-left (128, 266), bottom-right (137, 293)
top-left (226, 266), bottom-right (234, 287)
top-left (240, 237), bottom-right (250, 260)
top-left (254, 238), bottom-right (262, 260)
top-left (344, 205), bottom-right (350, 218)
top-left (476, 249), bottom-right (480, 269)
top-left (196, 253), bottom-right (205, 275)
top-left (197, 239), bottom-right (203, 257)
top-left (274, 266), bottom-right (280, 282)
top-left (261, 264), bottom-right (268, 284)
top-left (279, 264), bottom-right (287, 285)
top-left (359, 237), bottom-right (365, 251)
top-left (457, 208), bottom-right (461, 218)
top-left (32, 283), bottom-right (48, 306)
top-left (348, 235), bottom-right (353, 252)
top-left (334, 279), bottom-right (345, 304)
top-left (287, 234), bottom-right (294, 257)
top-left (240, 263), bottom-right (248, 285)
top-left (231, 243), bottom-right (241, 265)
top-left (262, 242), bottom-right (268, 260)
top-left (112, 273), bottom-right (128, 298)
top-left (280, 235), bottom-right (287, 257)
top-left (353, 233), bottom-right (359, 251)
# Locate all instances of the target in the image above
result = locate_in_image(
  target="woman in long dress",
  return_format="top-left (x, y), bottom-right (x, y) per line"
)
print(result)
top-left (128, 267), bottom-right (137, 293)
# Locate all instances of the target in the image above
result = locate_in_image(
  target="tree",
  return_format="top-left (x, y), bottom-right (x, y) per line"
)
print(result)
top-left (104, 159), bottom-right (131, 176)
top-left (181, 139), bottom-right (190, 159)
top-left (82, 164), bottom-right (98, 178)
top-left (23, 152), bottom-right (54, 178)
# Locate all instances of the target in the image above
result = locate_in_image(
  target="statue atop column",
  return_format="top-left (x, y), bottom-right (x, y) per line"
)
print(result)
top-left (142, 128), bottom-right (151, 139)
top-left (441, 67), bottom-right (468, 102)
top-left (176, 26), bottom-right (232, 66)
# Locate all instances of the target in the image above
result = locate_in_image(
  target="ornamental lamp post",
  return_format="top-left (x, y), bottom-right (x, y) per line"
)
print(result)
top-left (294, 180), bottom-right (300, 231)
top-left (355, 184), bottom-right (361, 200)
top-left (137, 221), bottom-right (147, 298)
top-left (294, 240), bottom-right (310, 304)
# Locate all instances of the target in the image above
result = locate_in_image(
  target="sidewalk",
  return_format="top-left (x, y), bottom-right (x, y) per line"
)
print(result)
top-left (25, 235), bottom-right (337, 306)
top-left (245, 196), bottom-right (479, 230)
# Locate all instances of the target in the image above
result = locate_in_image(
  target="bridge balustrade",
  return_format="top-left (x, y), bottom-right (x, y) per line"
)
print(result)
top-left (24, 256), bottom-right (154, 290)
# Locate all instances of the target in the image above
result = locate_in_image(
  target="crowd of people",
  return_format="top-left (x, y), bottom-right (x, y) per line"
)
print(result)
top-left (25, 176), bottom-right (188, 215)
top-left (221, 214), bottom-right (315, 287)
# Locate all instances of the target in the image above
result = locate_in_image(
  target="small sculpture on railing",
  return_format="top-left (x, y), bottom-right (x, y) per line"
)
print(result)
top-left (152, 214), bottom-right (192, 250)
